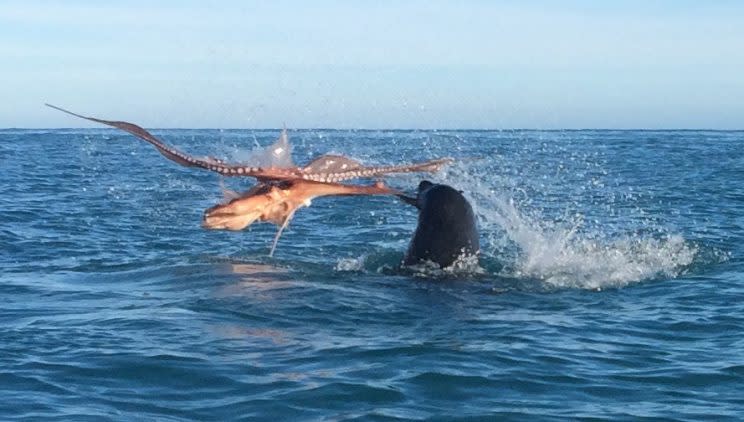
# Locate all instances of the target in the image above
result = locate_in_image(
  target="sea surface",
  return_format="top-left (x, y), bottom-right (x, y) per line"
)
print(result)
top-left (1, 128), bottom-right (743, 421)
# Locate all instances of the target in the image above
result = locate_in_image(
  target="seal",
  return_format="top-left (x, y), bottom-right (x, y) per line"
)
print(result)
top-left (401, 181), bottom-right (480, 268)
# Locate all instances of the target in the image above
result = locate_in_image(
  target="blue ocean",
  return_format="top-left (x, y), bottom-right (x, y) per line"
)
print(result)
top-left (1, 128), bottom-right (742, 420)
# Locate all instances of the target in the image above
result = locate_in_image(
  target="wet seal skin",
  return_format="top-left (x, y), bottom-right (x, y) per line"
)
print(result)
top-left (401, 181), bottom-right (480, 268)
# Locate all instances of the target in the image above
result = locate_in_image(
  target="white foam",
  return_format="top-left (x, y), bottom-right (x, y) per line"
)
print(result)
top-left (403, 254), bottom-right (486, 278)
top-left (436, 161), bottom-right (698, 290)
top-left (335, 256), bottom-right (366, 272)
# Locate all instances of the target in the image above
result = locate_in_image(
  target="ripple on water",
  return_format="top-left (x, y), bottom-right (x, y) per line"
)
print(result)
top-left (1, 130), bottom-right (743, 420)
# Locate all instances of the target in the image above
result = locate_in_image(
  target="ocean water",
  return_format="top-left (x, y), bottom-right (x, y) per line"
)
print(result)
top-left (1, 128), bottom-right (742, 420)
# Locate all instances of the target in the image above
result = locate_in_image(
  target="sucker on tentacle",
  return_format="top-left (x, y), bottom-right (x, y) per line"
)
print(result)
top-left (47, 103), bottom-right (452, 255)
top-left (46, 104), bottom-right (452, 182)
top-left (299, 158), bottom-right (452, 182)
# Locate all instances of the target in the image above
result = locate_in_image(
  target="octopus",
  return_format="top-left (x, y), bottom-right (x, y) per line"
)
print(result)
top-left (47, 104), bottom-right (450, 255)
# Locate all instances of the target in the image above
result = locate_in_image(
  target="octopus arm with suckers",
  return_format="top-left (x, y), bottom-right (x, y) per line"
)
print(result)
top-left (45, 104), bottom-right (451, 182)
top-left (47, 104), bottom-right (451, 255)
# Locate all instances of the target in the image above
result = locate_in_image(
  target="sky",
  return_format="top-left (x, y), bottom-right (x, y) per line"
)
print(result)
top-left (1, 1), bottom-right (742, 129)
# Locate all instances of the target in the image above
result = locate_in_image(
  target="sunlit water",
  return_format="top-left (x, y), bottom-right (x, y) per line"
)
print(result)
top-left (1, 129), bottom-right (742, 420)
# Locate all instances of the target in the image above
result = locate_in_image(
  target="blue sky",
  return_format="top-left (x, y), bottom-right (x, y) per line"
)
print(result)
top-left (1, 1), bottom-right (742, 129)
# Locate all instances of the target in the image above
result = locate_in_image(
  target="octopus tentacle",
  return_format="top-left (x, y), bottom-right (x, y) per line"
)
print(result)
top-left (47, 104), bottom-right (451, 182)
top-left (300, 157), bottom-right (453, 182)
top-left (47, 103), bottom-right (211, 168)
top-left (46, 103), bottom-right (300, 180)
top-left (302, 154), bottom-right (363, 173)
top-left (202, 179), bottom-right (403, 253)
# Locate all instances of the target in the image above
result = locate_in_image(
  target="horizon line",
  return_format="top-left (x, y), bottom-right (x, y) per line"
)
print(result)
top-left (2, 127), bottom-right (744, 132)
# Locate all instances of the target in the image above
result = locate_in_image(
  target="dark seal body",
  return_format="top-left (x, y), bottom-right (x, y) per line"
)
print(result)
top-left (403, 181), bottom-right (480, 268)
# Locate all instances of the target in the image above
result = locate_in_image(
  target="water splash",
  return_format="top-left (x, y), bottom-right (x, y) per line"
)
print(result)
top-left (335, 251), bottom-right (485, 278)
top-left (335, 256), bottom-right (366, 272)
top-left (513, 232), bottom-right (696, 289)
top-left (401, 254), bottom-right (486, 279)
top-left (438, 160), bottom-right (697, 290)
top-left (231, 129), bottom-right (294, 167)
